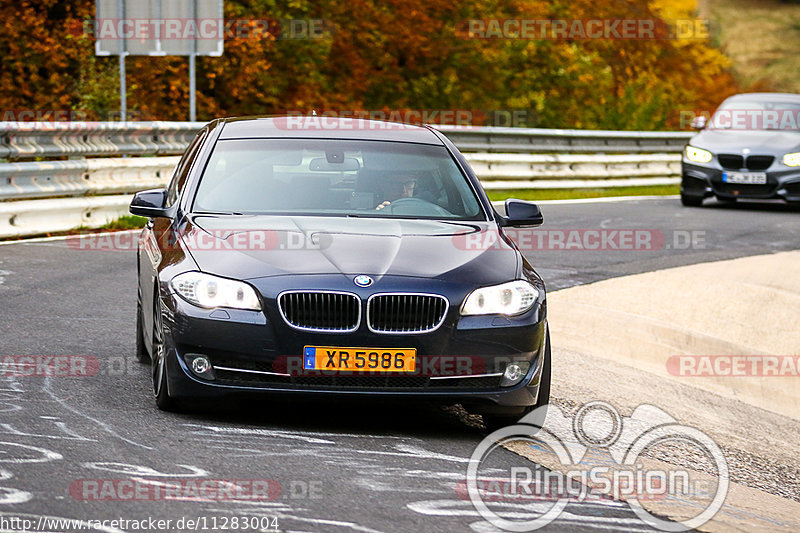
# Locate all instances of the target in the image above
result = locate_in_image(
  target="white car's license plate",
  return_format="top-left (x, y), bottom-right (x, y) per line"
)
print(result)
top-left (722, 172), bottom-right (767, 185)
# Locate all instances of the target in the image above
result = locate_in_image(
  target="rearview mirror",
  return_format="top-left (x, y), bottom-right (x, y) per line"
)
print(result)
top-left (309, 157), bottom-right (360, 172)
top-left (501, 199), bottom-right (543, 227)
top-left (130, 188), bottom-right (170, 218)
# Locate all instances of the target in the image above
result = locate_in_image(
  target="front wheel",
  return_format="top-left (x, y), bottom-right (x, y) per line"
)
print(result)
top-left (483, 328), bottom-right (551, 432)
top-left (681, 193), bottom-right (704, 207)
top-left (135, 289), bottom-right (149, 364)
top-left (152, 290), bottom-right (178, 411)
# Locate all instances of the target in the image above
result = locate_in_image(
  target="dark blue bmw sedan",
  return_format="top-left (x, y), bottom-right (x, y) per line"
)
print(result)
top-left (130, 116), bottom-right (550, 428)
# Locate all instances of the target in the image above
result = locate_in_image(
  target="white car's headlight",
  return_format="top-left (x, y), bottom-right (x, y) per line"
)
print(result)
top-left (783, 152), bottom-right (800, 167)
top-left (170, 272), bottom-right (261, 311)
top-left (461, 280), bottom-right (539, 316)
top-left (685, 146), bottom-right (713, 163)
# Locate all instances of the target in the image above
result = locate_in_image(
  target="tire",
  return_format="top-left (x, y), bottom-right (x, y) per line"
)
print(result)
top-left (135, 288), bottom-right (150, 364)
top-left (483, 328), bottom-right (551, 432)
top-left (152, 288), bottom-right (178, 411)
top-left (680, 193), bottom-right (704, 207)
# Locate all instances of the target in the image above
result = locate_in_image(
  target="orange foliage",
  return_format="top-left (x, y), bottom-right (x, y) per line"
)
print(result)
top-left (0, 0), bottom-right (743, 129)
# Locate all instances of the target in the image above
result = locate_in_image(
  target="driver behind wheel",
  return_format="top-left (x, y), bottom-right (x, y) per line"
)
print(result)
top-left (376, 173), bottom-right (418, 210)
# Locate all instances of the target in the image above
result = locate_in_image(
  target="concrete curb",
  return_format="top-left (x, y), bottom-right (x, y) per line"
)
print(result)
top-left (547, 250), bottom-right (800, 420)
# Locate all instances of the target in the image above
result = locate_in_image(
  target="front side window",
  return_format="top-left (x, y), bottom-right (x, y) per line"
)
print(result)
top-left (167, 129), bottom-right (207, 206)
top-left (192, 139), bottom-right (484, 220)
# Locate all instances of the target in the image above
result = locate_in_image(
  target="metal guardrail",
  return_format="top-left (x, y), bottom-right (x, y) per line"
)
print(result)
top-left (0, 122), bottom-right (693, 161)
top-left (0, 195), bottom-right (134, 239)
top-left (464, 153), bottom-right (679, 189)
top-left (0, 157), bottom-right (180, 201)
top-left (437, 125), bottom-right (693, 153)
top-left (0, 122), bottom-right (201, 160)
top-left (0, 122), bottom-right (690, 238)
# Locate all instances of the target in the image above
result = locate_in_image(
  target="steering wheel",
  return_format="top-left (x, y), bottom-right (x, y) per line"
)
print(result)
top-left (385, 197), bottom-right (451, 216)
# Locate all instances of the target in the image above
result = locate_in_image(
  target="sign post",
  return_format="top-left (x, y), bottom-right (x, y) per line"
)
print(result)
top-left (94, 0), bottom-right (224, 121)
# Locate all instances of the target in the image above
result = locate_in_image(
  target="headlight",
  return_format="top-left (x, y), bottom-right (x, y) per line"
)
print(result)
top-left (783, 152), bottom-right (800, 167)
top-left (461, 280), bottom-right (538, 316)
top-left (685, 146), bottom-right (713, 163)
top-left (170, 272), bottom-right (261, 311)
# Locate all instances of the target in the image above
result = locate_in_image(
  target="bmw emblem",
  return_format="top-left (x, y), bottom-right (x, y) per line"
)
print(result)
top-left (354, 275), bottom-right (373, 287)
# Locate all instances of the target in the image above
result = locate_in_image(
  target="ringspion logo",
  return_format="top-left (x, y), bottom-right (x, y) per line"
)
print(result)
top-left (466, 401), bottom-right (728, 531)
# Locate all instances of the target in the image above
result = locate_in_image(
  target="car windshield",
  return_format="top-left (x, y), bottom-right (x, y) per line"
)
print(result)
top-left (709, 99), bottom-right (800, 131)
top-left (193, 139), bottom-right (484, 220)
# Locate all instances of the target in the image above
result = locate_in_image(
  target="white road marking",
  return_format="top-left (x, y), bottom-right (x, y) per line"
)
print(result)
top-left (0, 470), bottom-right (32, 507)
top-left (0, 486), bottom-right (32, 505)
top-left (0, 441), bottom-right (62, 463)
top-left (392, 443), bottom-right (471, 463)
top-left (83, 462), bottom-right (209, 478)
top-left (184, 424), bottom-right (337, 445)
top-left (43, 376), bottom-right (153, 450)
top-left (0, 422), bottom-right (95, 441)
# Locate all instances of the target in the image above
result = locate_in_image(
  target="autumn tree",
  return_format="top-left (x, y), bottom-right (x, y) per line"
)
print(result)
top-left (0, 0), bottom-right (741, 129)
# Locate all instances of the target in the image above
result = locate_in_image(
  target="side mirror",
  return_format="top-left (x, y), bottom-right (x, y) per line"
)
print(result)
top-left (502, 199), bottom-right (543, 227)
top-left (130, 188), bottom-right (170, 218)
top-left (690, 116), bottom-right (707, 130)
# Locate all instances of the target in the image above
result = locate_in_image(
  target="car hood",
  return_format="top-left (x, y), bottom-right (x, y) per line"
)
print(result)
top-left (180, 215), bottom-right (519, 284)
top-left (691, 129), bottom-right (800, 154)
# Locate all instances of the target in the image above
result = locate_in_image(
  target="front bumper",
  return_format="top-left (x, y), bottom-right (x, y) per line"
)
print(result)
top-left (159, 275), bottom-right (548, 413)
top-left (681, 160), bottom-right (800, 201)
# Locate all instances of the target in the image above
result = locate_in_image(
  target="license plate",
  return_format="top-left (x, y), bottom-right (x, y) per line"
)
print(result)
top-left (303, 346), bottom-right (417, 372)
top-left (722, 172), bottom-right (767, 184)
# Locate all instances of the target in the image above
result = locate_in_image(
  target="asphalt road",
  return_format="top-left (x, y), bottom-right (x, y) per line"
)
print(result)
top-left (0, 197), bottom-right (798, 532)
top-left (526, 197), bottom-right (800, 290)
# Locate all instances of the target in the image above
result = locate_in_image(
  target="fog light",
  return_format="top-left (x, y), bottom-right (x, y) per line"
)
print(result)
top-left (500, 362), bottom-right (530, 387)
top-left (185, 354), bottom-right (215, 380)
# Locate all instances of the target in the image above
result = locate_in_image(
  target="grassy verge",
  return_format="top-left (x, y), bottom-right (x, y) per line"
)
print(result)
top-left (68, 215), bottom-right (148, 234)
top-left (97, 215), bottom-right (148, 230)
top-left (0, 215), bottom-right (148, 243)
top-left (704, 0), bottom-right (800, 92)
top-left (485, 184), bottom-right (679, 202)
